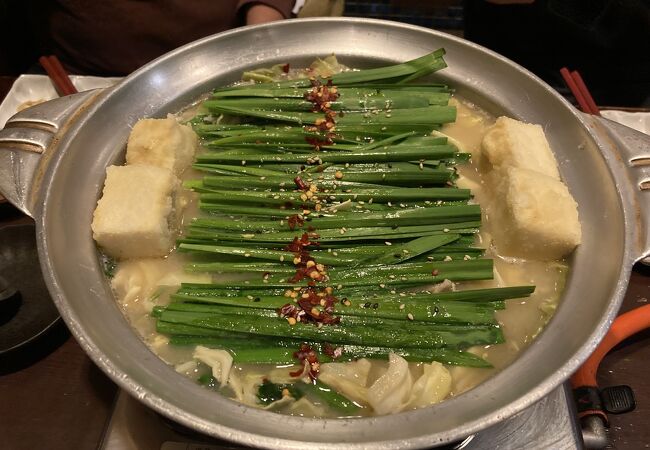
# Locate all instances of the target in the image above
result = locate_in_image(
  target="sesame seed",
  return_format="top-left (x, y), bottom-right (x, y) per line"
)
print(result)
top-left (287, 317), bottom-right (297, 325)
top-left (335, 171), bottom-right (343, 179)
top-left (444, 256), bottom-right (453, 262)
top-left (379, 283), bottom-right (386, 288)
top-left (244, 253), bottom-right (251, 257)
top-left (443, 228), bottom-right (450, 233)
top-left (241, 160), bottom-right (247, 166)
top-left (385, 241), bottom-right (392, 246)
top-left (407, 313), bottom-right (414, 320)
top-left (399, 303), bottom-right (406, 310)
top-left (247, 295), bottom-right (254, 300)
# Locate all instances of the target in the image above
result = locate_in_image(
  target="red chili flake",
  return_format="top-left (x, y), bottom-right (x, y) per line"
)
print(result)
top-left (278, 286), bottom-right (340, 325)
top-left (294, 176), bottom-right (309, 191)
top-left (290, 343), bottom-right (320, 380)
top-left (281, 63), bottom-right (290, 73)
top-left (278, 303), bottom-right (297, 317)
top-left (305, 135), bottom-right (333, 149)
top-left (431, 269), bottom-right (439, 276)
top-left (323, 343), bottom-right (343, 359)
top-left (303, 80), bottom-right (340, 150)
top-left (287, 214), bottom-right (305, 230)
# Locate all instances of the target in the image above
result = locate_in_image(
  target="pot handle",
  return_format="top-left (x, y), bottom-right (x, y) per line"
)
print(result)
top-left (582, 114), bottom-right (650, 264)
top-left (0, 90), bottom-right (102, 218)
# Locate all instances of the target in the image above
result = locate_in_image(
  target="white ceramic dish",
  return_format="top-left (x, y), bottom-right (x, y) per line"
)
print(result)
top-left (0, 75), bottom-right (121, 128)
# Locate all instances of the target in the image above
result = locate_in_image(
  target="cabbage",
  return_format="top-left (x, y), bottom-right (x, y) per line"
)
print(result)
top-left (309, 55), bottom-right (344, 78)
top-left (192, 346), bottom-right (233, 387)
top-left (319, 358), bottom-right (371, 405)
top-left (228, 369), bottom-right (265, 406)
top-left (366, 353), bottom-right (413, 414)
top-left (407, 362), bottom-right (452, 408)
top-left (365, 354), bottom-right (452, 414)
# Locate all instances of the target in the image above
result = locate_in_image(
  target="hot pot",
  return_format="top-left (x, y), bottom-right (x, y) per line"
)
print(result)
top-left (0, 18), bottom-right (648, 449)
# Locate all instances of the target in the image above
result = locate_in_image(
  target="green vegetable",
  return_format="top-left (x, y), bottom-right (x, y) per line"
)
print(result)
top-left (152, 49), bottom-right (535, 383)
top-left (257, 379), bottom-right (303, 405)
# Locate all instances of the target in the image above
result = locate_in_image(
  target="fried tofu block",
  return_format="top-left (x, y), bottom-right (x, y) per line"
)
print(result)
top-left (491, 167), bottom-right (581, 260)
top-left (91, 165), bottom-right (180, 259)
top-left (481, 116), bottom-right (560, 180)
top-left (126, 117), bottom-right (198, 175)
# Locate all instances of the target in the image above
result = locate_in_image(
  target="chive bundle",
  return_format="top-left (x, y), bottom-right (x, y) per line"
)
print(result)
top-left (155, 50), bottom-right (535, 370)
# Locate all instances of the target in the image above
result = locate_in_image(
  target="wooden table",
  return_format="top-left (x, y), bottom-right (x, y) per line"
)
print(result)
top-left (0, 76), bottom-right (648, 450)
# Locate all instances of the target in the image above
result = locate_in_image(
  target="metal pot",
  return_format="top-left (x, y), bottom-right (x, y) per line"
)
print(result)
top-left (1, 18), bottom-right (648, 449)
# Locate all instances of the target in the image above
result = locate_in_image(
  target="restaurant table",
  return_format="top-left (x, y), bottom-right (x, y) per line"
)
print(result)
top-left (0, 75), bottom-right (649, 450)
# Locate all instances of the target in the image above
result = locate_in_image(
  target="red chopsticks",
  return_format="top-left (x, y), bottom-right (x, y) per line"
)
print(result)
top-left (560, 67), bottom-right (600, 116)
top-left (38, 55), bottom-right (78, 96)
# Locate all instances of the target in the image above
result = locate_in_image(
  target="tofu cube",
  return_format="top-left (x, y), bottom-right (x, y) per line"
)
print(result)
top-left (126, 118), bottom-right (198, 175)
top-left (491, 167), bottom-right (581, 260)
top-left (481, 117), bottom-right (560, 180)
top-left (91, 165), bottom-right (180, 259)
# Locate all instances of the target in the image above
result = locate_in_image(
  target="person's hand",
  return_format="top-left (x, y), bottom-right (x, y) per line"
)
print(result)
top-left (246, 3), bottom-right (284, 25)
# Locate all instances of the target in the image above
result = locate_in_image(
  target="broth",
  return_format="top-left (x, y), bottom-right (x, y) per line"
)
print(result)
top-left (109, 96), bottom-right (566, 416)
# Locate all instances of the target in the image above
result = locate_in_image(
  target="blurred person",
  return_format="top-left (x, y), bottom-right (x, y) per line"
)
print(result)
top-left (43, 0), bottom-right (295, 76)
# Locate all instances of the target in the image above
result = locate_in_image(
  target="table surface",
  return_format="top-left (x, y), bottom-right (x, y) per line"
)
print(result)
top-left (0, 74), bottom-right (648, 450)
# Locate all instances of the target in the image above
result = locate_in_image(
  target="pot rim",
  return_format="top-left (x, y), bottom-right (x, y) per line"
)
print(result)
top-left (34, 17), bottom-right (636, 448)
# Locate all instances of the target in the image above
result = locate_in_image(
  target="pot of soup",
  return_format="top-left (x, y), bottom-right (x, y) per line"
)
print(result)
top-left (0, 18), bottom-right (648, 449)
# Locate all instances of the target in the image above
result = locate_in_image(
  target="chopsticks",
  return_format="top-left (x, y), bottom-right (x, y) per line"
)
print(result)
top-left (560, 67), bottom-right (600, 116)
top-left (38, 55), bottom-right (78, 96)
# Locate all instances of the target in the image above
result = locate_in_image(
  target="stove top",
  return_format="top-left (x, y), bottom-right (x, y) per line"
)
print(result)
top-left (100, 384), bottom-right (583, 449)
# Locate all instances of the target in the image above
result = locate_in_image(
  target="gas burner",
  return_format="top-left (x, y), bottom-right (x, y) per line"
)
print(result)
top-left (100, 385), bottom-right (582, 449)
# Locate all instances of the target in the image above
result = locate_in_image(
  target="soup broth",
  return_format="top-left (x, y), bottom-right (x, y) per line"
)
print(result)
top-left (109, 95), bottom-right (566, 417)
